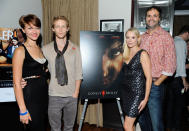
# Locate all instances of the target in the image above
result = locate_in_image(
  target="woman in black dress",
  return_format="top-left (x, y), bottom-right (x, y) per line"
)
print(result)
top-left (121, 28), bottom-right (152, 131)
top-left (13, 14), bottom-right (48, 131)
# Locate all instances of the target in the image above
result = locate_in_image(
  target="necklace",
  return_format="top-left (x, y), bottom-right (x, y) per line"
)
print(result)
top-left (25, 42), bottom-right (37, 48)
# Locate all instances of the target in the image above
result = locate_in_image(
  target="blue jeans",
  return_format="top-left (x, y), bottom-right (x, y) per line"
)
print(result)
top-left (138, 106), bottom-right (153, 131)
top-left (148, 83), bottom-right (164, 131)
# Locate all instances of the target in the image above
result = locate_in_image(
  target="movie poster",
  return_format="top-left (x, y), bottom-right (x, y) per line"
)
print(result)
top-left (0, 28), bottom-right (24, 102)
top-left (80, 31), bottom-right (124, 99)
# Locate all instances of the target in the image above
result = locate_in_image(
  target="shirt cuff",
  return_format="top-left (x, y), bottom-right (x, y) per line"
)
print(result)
top-left (162, 71), bottom-right (174, 76)
top-left (76, 75), bottom-right (83, 80)
top-left (175, 74), bottom-right (186, 77)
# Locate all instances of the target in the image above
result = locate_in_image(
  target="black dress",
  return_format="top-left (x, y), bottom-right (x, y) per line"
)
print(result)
top-left (121, 49), bottom-right (145, 117)
top-left (21, 45), bottom-right (48, 131)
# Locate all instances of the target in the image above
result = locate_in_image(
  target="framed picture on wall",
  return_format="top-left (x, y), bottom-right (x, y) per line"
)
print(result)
top-left (100, 19), bottom-right (124, 32)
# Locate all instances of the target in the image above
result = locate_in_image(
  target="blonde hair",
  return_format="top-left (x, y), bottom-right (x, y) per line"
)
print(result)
top-left (52, 16), bottom-right (69, 28)
top-left (123, 27), bottom-right (141, 60)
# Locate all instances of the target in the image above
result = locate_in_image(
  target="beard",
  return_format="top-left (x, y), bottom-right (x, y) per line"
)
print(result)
top-left (146, 20), bottom-right (160, 30)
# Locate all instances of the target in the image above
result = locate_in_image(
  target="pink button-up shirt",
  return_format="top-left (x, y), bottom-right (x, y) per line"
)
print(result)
top-left (140, 26), bottom-right (176, 78)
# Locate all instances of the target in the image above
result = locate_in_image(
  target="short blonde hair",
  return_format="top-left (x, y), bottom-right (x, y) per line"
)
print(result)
top-left (123, 27), bottom-right (141, 60)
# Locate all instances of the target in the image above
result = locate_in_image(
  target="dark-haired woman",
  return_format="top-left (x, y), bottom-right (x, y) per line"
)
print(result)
top-left (13, 14), bottom-right (48, 131)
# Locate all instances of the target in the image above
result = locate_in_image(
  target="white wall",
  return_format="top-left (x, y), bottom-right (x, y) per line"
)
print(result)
top-left (1, 0), bottom-right (188, 32)
top-left (0, 0), bottom-right (131, 32)
top-left (0, 0), bottom-right (42, 29)
top-left (99, 0), bottom-right (132, 33)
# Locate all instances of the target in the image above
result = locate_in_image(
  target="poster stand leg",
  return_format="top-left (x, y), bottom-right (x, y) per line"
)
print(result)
top-left (78, 99), bottom-right (88, 131)
top-left (78, 98), bottom-right (125, 131)
top-left (116, 98), bottom-right (125, 127)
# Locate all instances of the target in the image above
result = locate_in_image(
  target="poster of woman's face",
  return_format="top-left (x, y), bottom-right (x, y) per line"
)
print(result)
top-left (80, 31), bottom-right (124, 99)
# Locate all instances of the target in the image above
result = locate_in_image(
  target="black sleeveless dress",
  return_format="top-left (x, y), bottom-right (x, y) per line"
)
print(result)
top-left (121, 49), bottom-right (145, 117)
top-left (21, 45), bottom-right (48, 131)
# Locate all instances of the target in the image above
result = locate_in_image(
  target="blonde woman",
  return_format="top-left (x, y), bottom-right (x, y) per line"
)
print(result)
top-left (120, 28), bottom-right (152, 131)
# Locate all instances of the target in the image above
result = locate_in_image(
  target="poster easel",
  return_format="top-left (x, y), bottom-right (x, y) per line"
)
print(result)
top-left (78, 98), bottom-right (125, 131)
top-left (79, 31), bottom-right (124, 130)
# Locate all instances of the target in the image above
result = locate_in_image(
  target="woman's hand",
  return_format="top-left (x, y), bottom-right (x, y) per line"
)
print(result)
top-left (20, 111), bottom-right (32, 124)
top-left (138, 99), bottom-right (148, 113)
top-left (20, 78), bottom-right (27, 88)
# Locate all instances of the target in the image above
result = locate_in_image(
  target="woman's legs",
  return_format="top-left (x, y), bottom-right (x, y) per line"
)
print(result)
top-left (124, 116), bottom-right (136, 131)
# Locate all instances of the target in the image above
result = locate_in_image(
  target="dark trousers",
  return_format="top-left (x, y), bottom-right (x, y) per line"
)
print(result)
top-left (166, 77), bottom-right (185, 130)
top-left (0, 102), bottom-right (21, 131)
